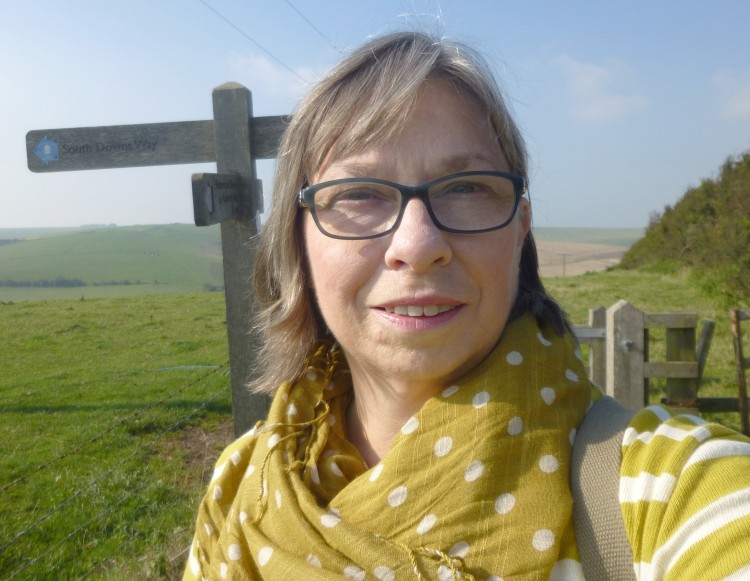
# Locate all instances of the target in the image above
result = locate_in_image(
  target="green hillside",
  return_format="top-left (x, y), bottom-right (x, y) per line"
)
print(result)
top-left (620, 151), bottom-right (750, 301)
top-left (0, 224), bottom-right (224, 300)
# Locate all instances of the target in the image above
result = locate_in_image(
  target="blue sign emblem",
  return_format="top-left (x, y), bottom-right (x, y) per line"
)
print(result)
top-left (33, 135), bottom-right (59, 165)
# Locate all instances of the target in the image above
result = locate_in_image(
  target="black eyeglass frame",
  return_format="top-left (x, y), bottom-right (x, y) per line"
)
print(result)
top-left (298, 170), bottom-right (527, 240)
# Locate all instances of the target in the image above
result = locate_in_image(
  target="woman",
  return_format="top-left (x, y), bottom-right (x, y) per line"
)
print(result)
top-left (185, 32), bottom-right (750, 580)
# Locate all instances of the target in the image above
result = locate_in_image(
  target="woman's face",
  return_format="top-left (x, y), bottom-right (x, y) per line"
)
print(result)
top-left (303, 81), bottom-right (530, 391)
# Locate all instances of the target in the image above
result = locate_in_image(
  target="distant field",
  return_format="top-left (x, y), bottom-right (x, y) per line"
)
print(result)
top-left (0, 224), bottom-right (224, 301)
top-left (0, 224), bottom-right (643, 301)
top-left (532, 227), bottom-right (643, 247)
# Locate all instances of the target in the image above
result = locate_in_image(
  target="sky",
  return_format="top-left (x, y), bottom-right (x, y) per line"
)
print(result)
top-left (2, 0), bottom-right (750, 229)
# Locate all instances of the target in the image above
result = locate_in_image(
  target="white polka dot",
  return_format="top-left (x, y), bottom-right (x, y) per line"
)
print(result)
top-left (239, 511), bottom-right (247, 524)
top-left (281, 392), bottom-right (289, 403)
top-left (488, 576), bottom-right (504, 581)
top-left (539, 455), bottom-right (560, 473)
top-left (220, 562), bottom-right (228, 578)
top-left (464, 460), bottom-right (484, 482)
top-left (374, 565), bottom-right (396, 581)
top-left (532, 529), bottom-right (555, 551)
top-left (212, 485), bottom-right (223, 500)
top-left (321, 512), bottom-right (341, 528)
top-left (329, 462), bottom-right (344, 477)
top-left (311, 466), bottom-right (320, 485)
top-left (495, 493), bottom-right (515, 514)
top-left (574, 348), bottom-right (583, 361)
top-left (267, 433), bottom-right (281, 448)
top-left (537, 333), bottom-right (552, 347)
top-left (244, 464), bottom-right (255, 479)
top-left (437, 565), bottom-right (454, 581)
top-left (369, 463), bottom-right (384, 482)
top-left (417, 514), bottom-right (438, 534)
top-left (325, 381), bottom-right (335, 391)
top-left (388, 485), bottom-right (408, 507)
top-left (506, 351), bottom-right (524, 365)
top-left (473, 391), bottom-right (490, 408)
top-left (344, 565), bottom-right (365, 580)
top-left (204, 523), bottom-right (214, 535)
top-left (286, 403), bottom-right (298, 416)
top-left (306, 369), bottom-right (318, 381)
top-left (328, 414), bottom-right (336, 426)
top-left (228, 544), bottom-right (242, 561)
top-left (230, 450), bottom-right (242, 465)
top-left (262, 480), bottom-right (268, 497)
top-left (307, 554), bottom-right (322, 568)
top-left (569, 428), bottom-right (577, 445)
top-left (507, 416), bottom-right (523, 436)
top-left (549, 559), bottom-right (585, 580)
top-left (434, 436), bottom-right (453, 457)
top-left (449, 541), bottom-right (470, 558)
top-left (258, 546), bottom-right (273, 566)
top-left (401, 416), bottom-right (419, 434)
top-left (211, 462), bottom-right (226, 482)
top-left (275, 489), bottom-right (282, 508)
top-left (565, 369), bottom-right (579, 382)
top-left (540, 387), bottom-right (556, 405)
top-left (442, 385), bottom-right (459, 397)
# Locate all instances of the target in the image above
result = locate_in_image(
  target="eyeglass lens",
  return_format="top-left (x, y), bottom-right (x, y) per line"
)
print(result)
top-left (309, 173), bottom-right (517, 238)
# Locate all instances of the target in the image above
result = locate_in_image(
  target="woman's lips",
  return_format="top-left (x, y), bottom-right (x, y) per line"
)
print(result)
top-left (382, 304), bottom-right (456, 317)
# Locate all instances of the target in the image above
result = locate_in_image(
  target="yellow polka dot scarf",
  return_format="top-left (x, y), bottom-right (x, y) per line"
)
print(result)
top-left (185, 315), bottom-right (593, 580)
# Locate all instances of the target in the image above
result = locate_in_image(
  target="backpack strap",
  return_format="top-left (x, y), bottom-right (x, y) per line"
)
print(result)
top-left (571, 395), bottom-right (637, 580)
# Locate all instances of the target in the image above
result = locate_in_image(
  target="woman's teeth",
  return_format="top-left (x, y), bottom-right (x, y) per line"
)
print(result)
top-left (385, 305), bottom-right (455, 317)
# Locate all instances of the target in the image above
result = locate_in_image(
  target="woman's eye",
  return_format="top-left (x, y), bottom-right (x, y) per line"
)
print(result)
top-left (440, 182), bottom-right (487, 196)
top-left (320, 186), bottom-right (395, 209)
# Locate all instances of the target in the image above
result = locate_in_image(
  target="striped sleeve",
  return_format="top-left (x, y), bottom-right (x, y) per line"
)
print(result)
top-left (620, 405), bottom-right (750, 580)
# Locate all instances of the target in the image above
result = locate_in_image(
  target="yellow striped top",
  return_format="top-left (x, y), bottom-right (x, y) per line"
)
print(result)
top-left (620, 405), bottom-right (750, 579)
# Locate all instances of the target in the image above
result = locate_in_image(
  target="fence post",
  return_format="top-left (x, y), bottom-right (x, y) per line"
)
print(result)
top-left (588, 307), bottom-right (606, 387)
top-left (606, 300), bottom-right (645, 410)
top-left (212, 83), bottom-right (270, 436)
top-left (663, 323), bottom-right (698, 410)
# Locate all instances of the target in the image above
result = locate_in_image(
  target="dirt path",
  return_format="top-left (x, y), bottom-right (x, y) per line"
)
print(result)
top-left (536, 241), bottom-right (627, 277)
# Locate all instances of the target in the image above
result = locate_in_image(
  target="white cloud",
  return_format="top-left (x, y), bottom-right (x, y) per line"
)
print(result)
top-left (713, 68), bottom-right (750, 118)
top-left (553, 55), bottom-right (648, 121)
top-left (229, 53), bottom-right (323, 113)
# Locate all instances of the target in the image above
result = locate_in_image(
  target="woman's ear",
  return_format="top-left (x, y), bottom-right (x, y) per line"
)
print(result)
top-left (516, 199), bottom-right (531, 248)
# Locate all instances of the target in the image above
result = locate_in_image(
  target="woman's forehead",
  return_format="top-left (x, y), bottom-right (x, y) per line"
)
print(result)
top-left (312, 82), bottom-right (505, 182)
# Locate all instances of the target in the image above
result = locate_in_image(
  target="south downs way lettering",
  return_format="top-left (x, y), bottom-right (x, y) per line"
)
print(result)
top-left (61, 139), bottom-right (159, 155)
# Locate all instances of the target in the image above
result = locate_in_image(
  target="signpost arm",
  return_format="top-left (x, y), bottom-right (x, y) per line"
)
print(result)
top-left (212, 83), bottom-right (269, 436)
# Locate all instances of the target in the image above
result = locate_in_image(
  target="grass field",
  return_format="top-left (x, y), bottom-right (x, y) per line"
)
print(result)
top-left (0, 293), bottom-right (233, 579)
top-left (0, 261), bottom-right (745, 578)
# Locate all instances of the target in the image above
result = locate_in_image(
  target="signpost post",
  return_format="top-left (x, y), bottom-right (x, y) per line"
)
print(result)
top-left (26, 83), bottom-right (287, 436)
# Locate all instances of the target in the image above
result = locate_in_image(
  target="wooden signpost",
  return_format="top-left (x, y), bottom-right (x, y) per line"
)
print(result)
top-left (26, 82), bottom-right (287, 436)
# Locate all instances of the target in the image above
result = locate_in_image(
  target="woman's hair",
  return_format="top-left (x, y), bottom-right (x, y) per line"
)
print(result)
top-left (251, 31), bottom-right (569, 394)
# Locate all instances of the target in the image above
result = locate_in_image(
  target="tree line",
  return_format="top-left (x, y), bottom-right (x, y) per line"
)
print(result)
top-left (0, 278), bottom-right (145, 288)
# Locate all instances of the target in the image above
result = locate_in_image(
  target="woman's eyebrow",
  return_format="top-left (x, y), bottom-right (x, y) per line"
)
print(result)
top-left (439, 153), bottom-right (501, 173)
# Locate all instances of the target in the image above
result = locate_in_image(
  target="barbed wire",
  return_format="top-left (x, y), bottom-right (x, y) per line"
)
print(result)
top-left (5, 386), bottom-right (232, 579)
top-left (78, 417), bottom-right (233, 579)
top-left (1, 363), bottom-right (228, 494)
top-left (0, 382), bottom-right (230, 554)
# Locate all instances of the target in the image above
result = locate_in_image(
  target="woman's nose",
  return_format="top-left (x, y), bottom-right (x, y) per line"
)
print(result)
top-left (384, 199), bottom-right (453, 271)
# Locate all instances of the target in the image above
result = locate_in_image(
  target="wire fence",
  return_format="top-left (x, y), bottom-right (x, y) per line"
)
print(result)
top-left (1, 364), bottom-right (233, 580)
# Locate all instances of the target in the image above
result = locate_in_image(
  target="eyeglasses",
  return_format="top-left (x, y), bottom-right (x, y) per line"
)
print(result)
top-left (298, 171), bottom-right (526, 240)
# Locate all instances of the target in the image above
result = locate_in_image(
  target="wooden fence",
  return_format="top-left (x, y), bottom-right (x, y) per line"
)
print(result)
top-left (572, 299), bottom-right (750, 416)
